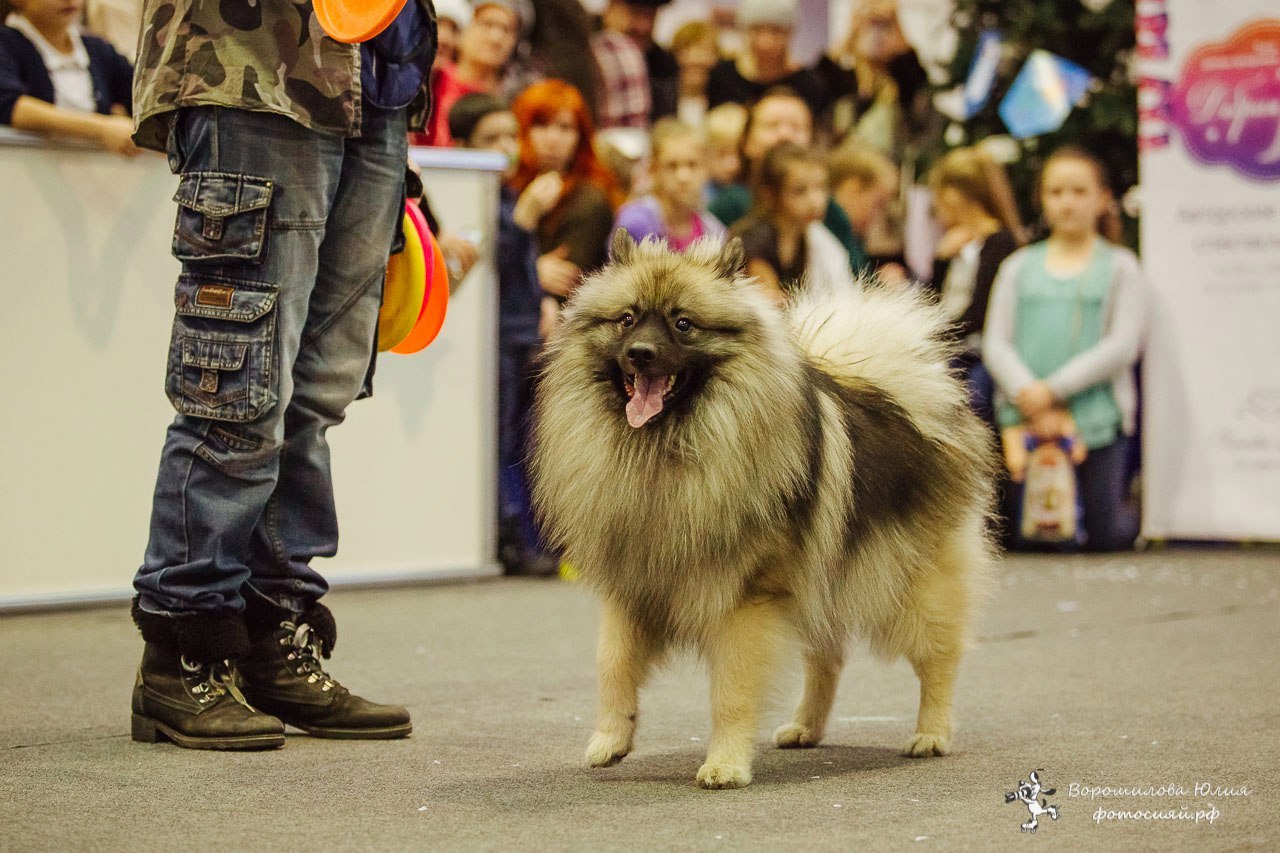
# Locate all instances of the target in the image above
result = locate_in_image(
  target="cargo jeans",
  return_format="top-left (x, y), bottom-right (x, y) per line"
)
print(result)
top-left (134, 105), bottom-right (407, 617)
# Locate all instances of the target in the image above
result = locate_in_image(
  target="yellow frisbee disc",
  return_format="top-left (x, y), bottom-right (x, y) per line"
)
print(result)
top-left (378, 211), bottom-right (427, 352)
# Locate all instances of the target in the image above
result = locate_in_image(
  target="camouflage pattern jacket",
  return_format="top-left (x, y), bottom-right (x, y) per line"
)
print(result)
top-left (132, 0), bottom-right (435, 151)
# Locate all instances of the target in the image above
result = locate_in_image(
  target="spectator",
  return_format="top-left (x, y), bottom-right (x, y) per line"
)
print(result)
top-left (601, 0), bottom-right (679, 122)
top-left (828, 143), bottom-right (901, 280)
top-left (671, 19), bottom-right (718, 126)
top-left (432, 0), bottom-right (472, 70)
top-left (703, 101), bottom-right (746, 205)
top-left (450, 92), bottom-right (558, 576)
top-left (425, 0), bottom-right (528, 145)
top-left (983, 146), bottom-right (1145, 552)
top-left (706, 0), bottom-right (829, 124)
top-left (613, 118), bottom-right (725, 251)
top-left (515, 0), bottom-right (598, 118)
top-left (706, 88), bottom-right (862, 271)
top-left (591, 5), bottom-right (651, 129)
top-left (819, 0), bottom-right (930, 156)
top-left (450, 91), bottom-right (519, 158)
top-left (925, 145), bottom-right (1024, 421)
top-left (730, 140), bottom-right (850, 301)
top-left (1, 0), bottom-right (137, 155)
top-left (510, 79), bottom-right (622, 333)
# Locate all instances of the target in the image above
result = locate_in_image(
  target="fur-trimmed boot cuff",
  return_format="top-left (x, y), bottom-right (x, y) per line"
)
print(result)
top-left (300, 602), bottom-right (337, 658)
top-left (131, 596), bottom-right (250, 662)
top-left (243, 596), bottom-right (337, 658)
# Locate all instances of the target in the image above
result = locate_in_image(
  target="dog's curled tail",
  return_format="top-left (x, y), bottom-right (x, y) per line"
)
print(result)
top-left (787, 277), bottom-right (966, 440)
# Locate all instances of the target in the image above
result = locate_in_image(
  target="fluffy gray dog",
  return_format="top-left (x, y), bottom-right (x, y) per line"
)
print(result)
top-left (531, 232), bottom-right (995, 789)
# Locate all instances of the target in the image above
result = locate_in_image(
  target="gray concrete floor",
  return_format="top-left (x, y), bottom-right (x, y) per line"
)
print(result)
top-left (1, 547), bottom-right (1276, 851)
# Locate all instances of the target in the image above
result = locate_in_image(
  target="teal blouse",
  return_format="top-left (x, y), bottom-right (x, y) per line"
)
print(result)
top-left (996, 242), bottom-right (1123, 449)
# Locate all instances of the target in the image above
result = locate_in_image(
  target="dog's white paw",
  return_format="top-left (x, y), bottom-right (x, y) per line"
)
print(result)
top-left (901, 732), bottom-right (950, 757)
top-left (772, 722), bottom-right (821, 749)
top-left (696, 761), bottom-right (753, 789)
top-left (585, 730), bottom-right (631, 768)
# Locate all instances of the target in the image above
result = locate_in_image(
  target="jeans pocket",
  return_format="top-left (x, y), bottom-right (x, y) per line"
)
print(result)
top-left (172, 172), bottom-right (274, 264)
top-left (166, 274), bottom-right (279, 422)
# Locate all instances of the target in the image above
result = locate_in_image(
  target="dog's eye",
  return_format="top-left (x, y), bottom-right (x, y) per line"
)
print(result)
top-left (619, 313), bottom-right (635, 329)
top-left (674, 317), bottom-right (693, 333)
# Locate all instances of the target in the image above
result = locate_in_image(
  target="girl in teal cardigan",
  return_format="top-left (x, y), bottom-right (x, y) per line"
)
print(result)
top-left (983, 147), bottom-right (1146, 551)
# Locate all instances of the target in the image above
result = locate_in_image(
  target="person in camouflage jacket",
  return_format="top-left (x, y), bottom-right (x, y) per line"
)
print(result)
top-left (129, 0), bottom-right (436, 751)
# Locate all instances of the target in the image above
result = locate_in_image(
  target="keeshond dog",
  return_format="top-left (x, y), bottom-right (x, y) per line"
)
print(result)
top-left (531, 232), bottom-right (995, 789)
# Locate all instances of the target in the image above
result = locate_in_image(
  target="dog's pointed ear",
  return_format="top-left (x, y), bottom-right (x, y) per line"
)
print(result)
top-left (716, 237), bottom-right (746, 279)
top-left (610, 228), bottom-right (637, 266)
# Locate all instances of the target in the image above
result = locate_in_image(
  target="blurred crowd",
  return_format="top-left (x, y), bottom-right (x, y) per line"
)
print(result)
top-left (1, 0), bottom-right (1145, 567)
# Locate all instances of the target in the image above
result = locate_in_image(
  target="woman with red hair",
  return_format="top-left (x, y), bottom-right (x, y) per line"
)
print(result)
top-left (510, 79), bottom-right (623, 333)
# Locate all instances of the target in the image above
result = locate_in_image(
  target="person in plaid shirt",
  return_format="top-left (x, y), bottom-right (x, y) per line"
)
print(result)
top-left (599, 0), bottom-right (679, 122)
top-left (591, 20), bottom-right (650, 129)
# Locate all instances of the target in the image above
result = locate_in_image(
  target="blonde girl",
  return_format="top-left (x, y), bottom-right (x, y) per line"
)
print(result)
top-left (612, 118), bottom-right (725, 251)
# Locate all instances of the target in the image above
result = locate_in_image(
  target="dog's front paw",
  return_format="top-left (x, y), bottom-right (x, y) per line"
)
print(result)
top-left (585, 730), bottom-right (631, 768)
top-left (772, 722), bottom-right (822, 749)
top-left (696, 761), bottom-right (753, 789)
top-left (901, 732), bottom-right (950, 757)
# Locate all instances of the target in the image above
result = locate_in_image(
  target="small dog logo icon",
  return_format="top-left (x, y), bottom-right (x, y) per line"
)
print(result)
top-left (1005, 769), bottom-right (1060, 832)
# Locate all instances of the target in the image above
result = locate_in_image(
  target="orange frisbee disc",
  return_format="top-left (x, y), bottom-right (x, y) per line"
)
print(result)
top-left (314, 0), bottom-right (409, 44)
top-left (391, 222), bottom-right (450, 354)
top-left (378, 211), bottom-right (426, 352)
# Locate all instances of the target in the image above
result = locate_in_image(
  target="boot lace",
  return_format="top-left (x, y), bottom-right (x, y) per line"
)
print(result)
top-left (280, 622), bottom-right (337, 692)
top-left (180, 656), bottom-right (255, 707)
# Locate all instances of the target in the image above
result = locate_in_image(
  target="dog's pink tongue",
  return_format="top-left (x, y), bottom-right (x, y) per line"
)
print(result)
top-left (626, 374), bottom-right (665, 428)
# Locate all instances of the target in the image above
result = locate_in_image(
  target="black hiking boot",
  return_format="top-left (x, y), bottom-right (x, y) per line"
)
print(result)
top-left (239, 601), bottom-right (412, 739)
top-left (130, 601), bottom-right (285, 751)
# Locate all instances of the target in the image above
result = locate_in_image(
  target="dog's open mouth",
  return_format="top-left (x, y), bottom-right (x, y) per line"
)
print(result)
top-left (622, 372), bottom-right (687, 428)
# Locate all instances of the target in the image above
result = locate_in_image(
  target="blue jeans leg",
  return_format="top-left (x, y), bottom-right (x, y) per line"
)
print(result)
top-left (1078, 436), bottom-right (1140, 552)
top-left (244, 107), bottom-right (407, 611)
top-left (134, 106), bottom-right (406, 617)
top-left (497, 340), bottom-right (540, 554)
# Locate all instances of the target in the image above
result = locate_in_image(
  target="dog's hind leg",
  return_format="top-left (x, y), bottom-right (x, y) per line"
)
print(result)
top-left (903, 641), bottom-right (959, 757)
top-left (900, 528), bottom-right (986, 758)
top-left (585, 600), bottom-right (662, 768)
top-left (773, 644), bottom-right (844, 748)
top-left (900, 574), bottom-right (966, 758)
top-left (697, 599), bottom-right (791, 789)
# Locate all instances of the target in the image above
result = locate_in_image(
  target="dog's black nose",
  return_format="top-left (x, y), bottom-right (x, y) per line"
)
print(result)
top-left (626, 343), bottom-right (657, 367)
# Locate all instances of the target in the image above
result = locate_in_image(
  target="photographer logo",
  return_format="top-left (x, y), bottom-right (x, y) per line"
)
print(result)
top-left (1005, 769), bottom-right (1061, 833)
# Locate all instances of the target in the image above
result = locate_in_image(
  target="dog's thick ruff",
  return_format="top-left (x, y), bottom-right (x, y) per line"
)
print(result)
top-left (131, 596), bottom-right (251, 662)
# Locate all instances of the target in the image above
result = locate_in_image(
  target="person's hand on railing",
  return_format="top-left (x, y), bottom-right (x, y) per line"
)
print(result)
top-left (94, 115), bottom-right (143, 158)
top-left (9, 96), bottom-right (144, 158)
top-left (438, 232), bottom-right (479, 289)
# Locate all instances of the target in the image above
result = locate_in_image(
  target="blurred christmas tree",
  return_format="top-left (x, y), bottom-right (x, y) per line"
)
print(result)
top-left (937, 0), bottom-right (1138, 242)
